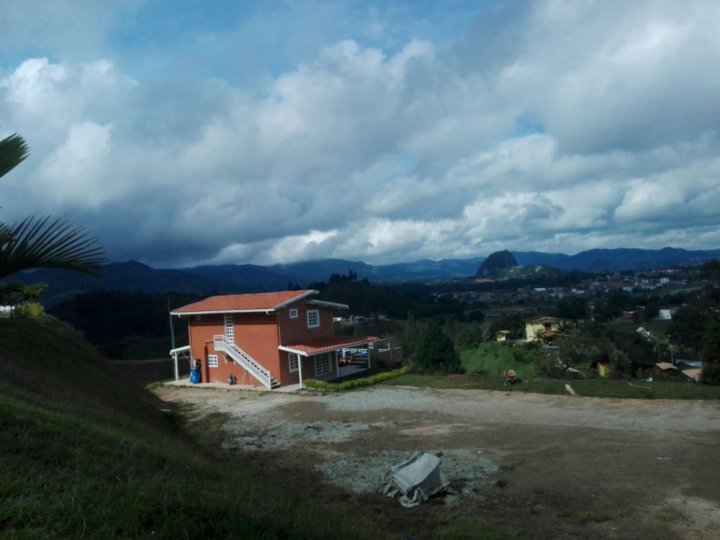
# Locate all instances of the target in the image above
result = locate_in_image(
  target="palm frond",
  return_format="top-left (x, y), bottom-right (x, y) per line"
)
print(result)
top-left (0, 216), bottom-right (106, 279)
top-left (0, 133), bottom-right (29, 178)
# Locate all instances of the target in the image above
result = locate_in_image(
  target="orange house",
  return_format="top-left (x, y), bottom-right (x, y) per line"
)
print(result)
top-left (169, 289), bottom-right (376, 389)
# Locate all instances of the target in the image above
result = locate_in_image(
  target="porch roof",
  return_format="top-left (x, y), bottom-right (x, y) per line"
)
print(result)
top-left (279, 335), bottom-right (378, 357)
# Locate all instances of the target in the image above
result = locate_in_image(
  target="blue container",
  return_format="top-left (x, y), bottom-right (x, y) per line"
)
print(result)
top-left (189, 368), bottom-right (201, 384)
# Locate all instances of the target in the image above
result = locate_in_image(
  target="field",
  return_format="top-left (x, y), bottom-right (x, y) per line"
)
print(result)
top-left (158, 383), bottom-right (720, 539)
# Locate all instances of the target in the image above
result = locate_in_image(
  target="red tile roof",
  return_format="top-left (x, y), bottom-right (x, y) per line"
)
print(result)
top-left (280, 335), bottom-right (378, 356)
top-left (529, 316), bottom-right (561, 324)
top-left (172, 290), bottom-right (317, 315)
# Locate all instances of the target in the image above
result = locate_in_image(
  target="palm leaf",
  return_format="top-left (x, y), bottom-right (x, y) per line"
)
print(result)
top-left (0, 216), bottom-right (106, 279)
top-left (0, 133), bottom-right (29, 178)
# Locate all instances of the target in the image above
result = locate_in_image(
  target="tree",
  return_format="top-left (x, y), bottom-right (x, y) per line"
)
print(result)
top-left (594, 290), bottom-right (635, 322)
top-left (400, 311), bottom-right (421, 358)
top-left (669, 305), bottom-right (707, 356)
top-left (455, 323), bottom-right (485, 350)
top-left (414, 321), bottom-right (461, 373)
top-left (488, 314), bottom-right (525, 340)
top-left (555, 297), bottom-right (588, 321)
top-left (700, 259), bottom-right (720, 283)
top-left (0, 132), bottom-right (105, 280)
top-left (701, 318), bottom-right (720, 364)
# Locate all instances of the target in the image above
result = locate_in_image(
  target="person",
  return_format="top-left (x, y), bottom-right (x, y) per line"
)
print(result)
top-left (503, 369), bottom-right (517, 387)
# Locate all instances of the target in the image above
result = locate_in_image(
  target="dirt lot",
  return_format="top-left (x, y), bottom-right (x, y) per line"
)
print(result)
top-left (157, 384), bottom-right (720, 539)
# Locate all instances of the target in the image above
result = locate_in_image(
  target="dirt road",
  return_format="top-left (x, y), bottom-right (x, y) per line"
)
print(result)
top-left (158, 385), bottom-right (720, 539)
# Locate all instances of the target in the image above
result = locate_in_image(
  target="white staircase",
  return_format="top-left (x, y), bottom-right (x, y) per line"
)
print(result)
top-left (213, 335), bottom-right (280, 390)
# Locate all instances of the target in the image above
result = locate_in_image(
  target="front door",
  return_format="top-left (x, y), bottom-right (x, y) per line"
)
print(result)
top-left (224, 315), bottom-right (234, 343)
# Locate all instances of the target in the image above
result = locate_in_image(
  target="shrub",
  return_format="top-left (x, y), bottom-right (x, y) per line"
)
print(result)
top-left (414, 321), bottom-right (461, 373)
top-left (700, 362), bottom-right (720, 385)
top-left (304, 366), bottom-right (411, 392)
top-left (15, 302), bottom-right (45, 319)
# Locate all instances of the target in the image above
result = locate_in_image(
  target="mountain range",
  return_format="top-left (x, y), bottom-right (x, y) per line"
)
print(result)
top-left (6, 247), bottom-right (720, 303)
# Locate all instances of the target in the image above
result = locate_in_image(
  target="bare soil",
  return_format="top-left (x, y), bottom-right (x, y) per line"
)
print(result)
top-left (157, 385), bottom-right (720, 539)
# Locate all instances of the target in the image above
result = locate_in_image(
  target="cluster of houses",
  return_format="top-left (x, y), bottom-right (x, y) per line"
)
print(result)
top-left (440, 269), bottom-right (693, 306)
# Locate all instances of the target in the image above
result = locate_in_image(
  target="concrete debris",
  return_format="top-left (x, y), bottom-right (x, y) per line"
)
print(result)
top-left (381, 452), bottom-right (450, 507)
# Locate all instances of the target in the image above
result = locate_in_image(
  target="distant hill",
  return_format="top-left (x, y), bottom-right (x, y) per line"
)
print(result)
top-left (477, 250), bottom-right (518, 276)
top-left (515, 247), bottom-right (720, 272)
top-left (4, 247), bottom-right (720, 302)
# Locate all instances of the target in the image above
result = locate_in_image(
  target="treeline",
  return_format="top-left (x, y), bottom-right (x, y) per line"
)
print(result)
top-left (49, 291), bottom-right (197, 359)
top-left (47, 276), bottom-right (461, 359)
top-left (307, 271), bottom-right (462, 319)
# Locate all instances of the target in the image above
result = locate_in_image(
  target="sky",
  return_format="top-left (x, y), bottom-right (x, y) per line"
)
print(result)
top-left (1, 0), bottom-right (720, 268)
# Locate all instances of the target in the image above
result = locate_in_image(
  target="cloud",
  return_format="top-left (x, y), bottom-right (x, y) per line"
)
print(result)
top-left (2, 0), bottom-right (720, 268)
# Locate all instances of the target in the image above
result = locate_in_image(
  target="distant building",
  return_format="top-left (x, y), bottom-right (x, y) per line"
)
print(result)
top-left (525, 316), bottom-right (565, 344)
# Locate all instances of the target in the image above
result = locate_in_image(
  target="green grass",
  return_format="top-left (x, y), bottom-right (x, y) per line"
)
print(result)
top-left (0, 316), bottom-right (377, 539)
top-left (384, 372), bottom-right (720, 399)
top-left (460, 343), bottom-right (537, 380)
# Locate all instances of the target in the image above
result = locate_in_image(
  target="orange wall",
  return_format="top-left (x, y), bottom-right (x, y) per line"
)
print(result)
top-left (277, 302), bottom-right (336, 344)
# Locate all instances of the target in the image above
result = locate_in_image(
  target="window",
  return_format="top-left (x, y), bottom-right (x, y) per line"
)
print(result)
top-left (307, 309), bottom-right (320, 328)
top-left (224, 315), bottom-right (234, 342)
top-left (208, 354), bottom-right (219, 368)
top-left (289, 353), bottom-right (299, 373)
top-left (314, 353), bottom-right (330, 377)
top-left (289, 308), bottom-right (298, 319)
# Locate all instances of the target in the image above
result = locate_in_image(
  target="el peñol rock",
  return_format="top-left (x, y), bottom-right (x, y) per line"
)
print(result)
top-left (477, 250), bottom-right (518, 276)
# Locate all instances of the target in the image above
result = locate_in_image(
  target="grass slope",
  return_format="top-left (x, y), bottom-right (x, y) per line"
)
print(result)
top-left (384, 373), bottom-right (720, 399)
top-left (0, 316), bottom-right (369, 539)
top-left (460, 343), bottom-right (537, 380)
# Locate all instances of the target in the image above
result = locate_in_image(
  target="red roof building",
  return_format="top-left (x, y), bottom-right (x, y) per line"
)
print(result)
top-left (170, 290), bottom-right (376, 389)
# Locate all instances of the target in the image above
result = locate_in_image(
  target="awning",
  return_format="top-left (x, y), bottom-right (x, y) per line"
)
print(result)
top-left (279, 335), bottom-right (378, 357)
top-left (655, 362), bottom-right (678, 371)
top-left (683, 368), bottom-right (702, 382)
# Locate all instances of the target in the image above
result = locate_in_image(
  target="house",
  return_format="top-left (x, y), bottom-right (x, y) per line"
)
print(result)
top-left (169, 290), bottom-right (377, 389)
top-left (525, 316), bottom-right (565, 344)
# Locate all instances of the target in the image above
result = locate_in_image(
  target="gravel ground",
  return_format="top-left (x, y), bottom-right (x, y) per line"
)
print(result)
top-left (316, 448), bottom-right (498, 503)
top-left (158, 384), bottom-right (720, 539)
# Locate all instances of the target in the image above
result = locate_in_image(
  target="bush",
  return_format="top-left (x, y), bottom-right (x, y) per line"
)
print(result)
top-left (15, 302), bottom-right (45, 318)
top-left (414, 321), bottom-right (461, 373)
top-left (701, 362), bottom-right (720, 385)
top-left (304, 366), bottom-right (411, 392)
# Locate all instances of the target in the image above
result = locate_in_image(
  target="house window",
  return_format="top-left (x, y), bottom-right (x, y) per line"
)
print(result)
top-left (289, 353), bottom-right (299, 373)
top-left (224, 315), bottom-right (234, 342)
top-left (307, 309), bottom-right (320, 328)
top-left (208, 354), bottom-right (219, 368)
top-left (314, 353), bottom-right (330, 377)
top-left (289, 308), bottom-right (298, 319)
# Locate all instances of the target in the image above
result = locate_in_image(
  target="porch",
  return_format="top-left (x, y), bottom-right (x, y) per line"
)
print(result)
top-left (279, 334), bottom-right (378, 387)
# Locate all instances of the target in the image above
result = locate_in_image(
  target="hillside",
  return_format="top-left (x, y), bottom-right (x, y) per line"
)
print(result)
top-left (515, 247), bottom-right (720, 271)
top-left (0, 316), bottom-right (372, 538)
